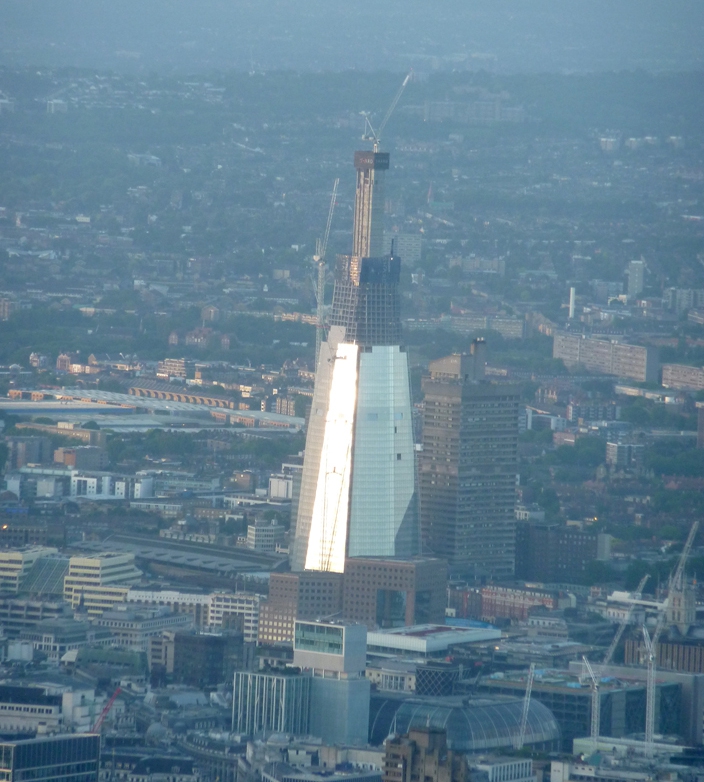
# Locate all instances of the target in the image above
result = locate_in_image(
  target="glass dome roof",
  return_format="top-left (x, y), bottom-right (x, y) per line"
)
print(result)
top-left (369, 695), bottom-right (560, 751)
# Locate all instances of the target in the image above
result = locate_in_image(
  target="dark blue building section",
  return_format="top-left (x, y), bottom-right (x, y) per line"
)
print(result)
top-left (0, 733), bottom-right (100, 782)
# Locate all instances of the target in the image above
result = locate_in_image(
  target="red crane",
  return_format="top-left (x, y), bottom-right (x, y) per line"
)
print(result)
top-left (91, 687), bottom-right (121, 734)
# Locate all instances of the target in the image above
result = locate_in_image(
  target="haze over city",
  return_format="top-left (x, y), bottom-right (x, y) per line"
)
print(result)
top-left (1, 1), bottom-right (704, 73)
top-left (0, 3), bottom-right (703, 782)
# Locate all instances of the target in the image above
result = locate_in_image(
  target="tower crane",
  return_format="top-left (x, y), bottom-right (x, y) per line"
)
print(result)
top-left (642, 520), bottom-right (698, 759)
top-left (92, 687), bottom-right (121, 734)
top-left (514, 662), bottom-right (535, 750)
top-left (668, 520), bottom-right (699, 597)
top-left (602, 574), bottom-right (650, 667)
top-left (313, 178), bottom-right (339, 364)
top-left (641, 626), bottom-right (657, 758)
top-left (362, 71), bottom-right (412, 153)
top-left (582, 656), bottom-right (600, 756)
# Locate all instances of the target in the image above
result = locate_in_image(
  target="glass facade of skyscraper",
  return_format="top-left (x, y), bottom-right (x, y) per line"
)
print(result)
top-left (0, 734), bottom-right (100, 782)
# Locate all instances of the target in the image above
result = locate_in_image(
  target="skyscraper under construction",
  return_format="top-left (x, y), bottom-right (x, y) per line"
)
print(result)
top-left (291, 150), bottom-right (418, 573)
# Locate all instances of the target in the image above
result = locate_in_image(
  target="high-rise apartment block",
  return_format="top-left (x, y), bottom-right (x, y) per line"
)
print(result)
top-left (419, 349), bottom-right (519, 578)
top-left (383, 232), bottom-right (422, 265)
top-left (553, 333), bottom-right (658, 383)
top-left (566, 401), bottom-right (620, 423)
top-left (4, 436), bottom-right (52, 470)
top-left (292, 149), bottom-right (417, 573)
top-left (665, 287), bottom-right (704, 313)
top-left (627, 259), bottom-right (645, 299)
top-left (662, 363), bottom-right (704, 391)
top-left (606, 441), bottom-right (644, 469)
top-left (0, 298), bottom-right (17, 321)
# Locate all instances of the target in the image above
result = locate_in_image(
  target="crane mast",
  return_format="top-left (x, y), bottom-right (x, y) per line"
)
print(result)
top-left (514, 662), bottom-right (535, 750)
top-left (576, 525), bottom-right (697, 761)
top-left (641, 626), bottom-right (656, 758)
top-left (582, 656), bottom-right (600, 756)
top-left (602, 574), bottom-right (650, 666)
top-left (92, 687), bottom-right (121, 734)
top-left (314, 178), bottom-right (339, 364)
top-left (641, 520), bottom-right (698, 759)
top-left (669, 520), bottom-right (699, 595)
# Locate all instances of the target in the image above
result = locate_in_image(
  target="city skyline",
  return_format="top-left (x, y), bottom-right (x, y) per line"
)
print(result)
top-left (0, 10), bottom-right (703, 775)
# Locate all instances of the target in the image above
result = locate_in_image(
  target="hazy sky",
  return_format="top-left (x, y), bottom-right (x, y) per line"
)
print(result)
top-left (1, 0), bottom-right (703, 74)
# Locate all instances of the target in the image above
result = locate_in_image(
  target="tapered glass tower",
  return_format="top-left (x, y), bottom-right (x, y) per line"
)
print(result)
top-left (291, 151), bottom-right (418, 573)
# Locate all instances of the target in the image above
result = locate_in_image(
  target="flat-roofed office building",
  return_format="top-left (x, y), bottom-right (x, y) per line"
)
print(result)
top-left (419, 350), bottom-right (519, 578)
top-left (0, 733), bottom-right (100, 782)
top-left (293, 620), bottom-right (366, 674)
top-left (342, 558), bottom-right (447, 629)
top-left (232, 670), bottom-right (310, 737)
top-left (0, 547), bottom-right (58, 593)
top-left (294, 620), bottom-right (370, 746)
top-left (63, 552), bottom-right (141, 615)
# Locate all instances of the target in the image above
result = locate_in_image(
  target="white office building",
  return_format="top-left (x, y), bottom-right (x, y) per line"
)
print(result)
top-left (63, 553), bottom-right (142, 614)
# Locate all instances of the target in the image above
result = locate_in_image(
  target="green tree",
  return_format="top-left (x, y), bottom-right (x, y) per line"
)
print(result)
top-left (582, 560), bottom-right (615, 586)
top-left (294, 395), bottom-right (309, 419)
top-left (537, 487), bottom-right (561, 519)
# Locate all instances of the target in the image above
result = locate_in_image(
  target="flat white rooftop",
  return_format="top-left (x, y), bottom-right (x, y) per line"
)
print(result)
top-left (367, 623), bottom-right (501, 655)
top-left (1, 390), bottom-right (304, 430)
